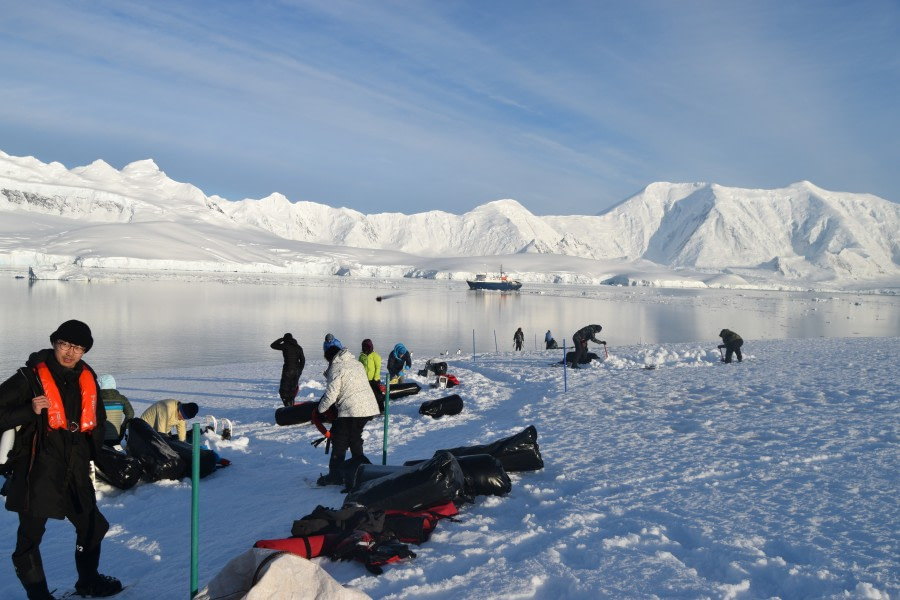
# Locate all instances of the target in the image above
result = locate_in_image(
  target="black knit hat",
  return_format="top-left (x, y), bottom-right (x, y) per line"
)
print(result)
top-left (324, 345), bottom-right (341, 363)
top-left (50, 319), bottom-right (93, 352)
top-left (179, 402), bottom-right (199, 420)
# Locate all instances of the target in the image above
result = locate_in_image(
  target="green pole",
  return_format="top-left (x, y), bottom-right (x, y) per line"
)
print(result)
top-left (190, 422), bottom-right (200, 598)
top-left (382, 377), bottom-right (390, 465)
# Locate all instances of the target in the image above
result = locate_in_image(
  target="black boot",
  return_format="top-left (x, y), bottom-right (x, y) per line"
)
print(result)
top-left (74, 573), bottom-right (122, 597)
top-left (22, 580), bottom-right (56, 600)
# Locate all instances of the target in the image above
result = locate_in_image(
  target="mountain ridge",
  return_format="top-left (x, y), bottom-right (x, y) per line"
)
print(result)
top-left (1, 150), bottom-right (897, 291)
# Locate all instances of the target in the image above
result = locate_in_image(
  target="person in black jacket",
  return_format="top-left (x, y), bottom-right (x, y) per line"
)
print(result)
top-left (0, 320), bottom-right (122, 599)
top-left (571, 324), bottom-right (606, 368)
top-left (270, 333), bottom-right (306, 407)
top-left (718, 329), bottom-right (744, 363)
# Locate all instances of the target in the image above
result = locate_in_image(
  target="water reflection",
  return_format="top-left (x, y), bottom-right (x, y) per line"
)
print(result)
top-left (1, 277), bottom-right (897, 374)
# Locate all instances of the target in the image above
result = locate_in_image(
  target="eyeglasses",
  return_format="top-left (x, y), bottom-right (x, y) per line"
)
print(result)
top-left (56, 340), bottom-right (87, 355)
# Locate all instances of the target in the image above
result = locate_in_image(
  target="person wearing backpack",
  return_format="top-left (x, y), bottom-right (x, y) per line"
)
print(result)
top-left (0, 320), bottom-right (122, 599)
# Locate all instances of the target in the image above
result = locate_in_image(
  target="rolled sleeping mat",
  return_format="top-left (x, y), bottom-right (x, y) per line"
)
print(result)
top-left (381, 382), bottom-right (422, 399)
top-left (275, 401), bottom-right (317, 426)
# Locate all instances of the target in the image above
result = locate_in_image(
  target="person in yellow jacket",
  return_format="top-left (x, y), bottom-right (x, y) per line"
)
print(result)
top-left (358, 338), bottom-right (384, 412)
top-left (139, 399), bottom-right (198, 442)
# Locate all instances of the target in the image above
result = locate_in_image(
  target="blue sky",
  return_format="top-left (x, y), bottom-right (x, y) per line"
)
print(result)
top-left (1, 1), bottom-right (898, 215)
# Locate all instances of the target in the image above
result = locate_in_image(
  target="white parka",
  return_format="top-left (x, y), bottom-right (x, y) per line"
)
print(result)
top-left (318, 349), bottom-right (380, 418)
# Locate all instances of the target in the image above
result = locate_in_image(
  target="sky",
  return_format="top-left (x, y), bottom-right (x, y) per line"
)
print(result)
top-left (1, 1), bottom-right (899, 216)
top-left (0, 333), bottom-right (896, 599)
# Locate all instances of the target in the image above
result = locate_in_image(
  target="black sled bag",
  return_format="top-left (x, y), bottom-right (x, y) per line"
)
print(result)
top-left (456, 454), bottom-right (512, 497)
top-left (94, 444), bottom-right (143, 490)
top-left (125, 419), bottom-right (186, 482)
top-left (418, 394), bottom-right (463, 418)
top-left (164, 438), bottom-right (219, 478)
top-left (345, 450), bottom-right (466, 511)
top-left (404, 425), bottom-right (544, 472)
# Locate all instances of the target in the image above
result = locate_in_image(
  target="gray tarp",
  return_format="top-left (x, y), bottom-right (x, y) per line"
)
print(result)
top-left (194, 547), bottom-right (371, 600)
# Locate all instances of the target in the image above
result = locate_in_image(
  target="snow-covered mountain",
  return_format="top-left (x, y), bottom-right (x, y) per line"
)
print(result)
top-left (1, 150), bottom-right (897, 291)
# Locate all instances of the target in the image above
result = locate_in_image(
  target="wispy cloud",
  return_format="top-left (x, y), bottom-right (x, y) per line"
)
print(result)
top-left (1, 0), bottom-right (897, 214)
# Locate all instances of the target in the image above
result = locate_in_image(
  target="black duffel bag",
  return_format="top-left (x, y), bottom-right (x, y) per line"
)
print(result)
top-left (345, 450), bottom-right (466, 510)
top-left (404, 425), bottom-right (544, 472)
top-left (418, 394), bottom-right (463, 418)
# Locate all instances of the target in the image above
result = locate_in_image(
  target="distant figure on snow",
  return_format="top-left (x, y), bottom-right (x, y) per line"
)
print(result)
top-left (718, 329), bottom-right (744, 363)
top-left (571, 324), bottom-right (605, 368)
top-left (323, 333), bottom-right (342, 353)
top-left (270, 333), bottom-right (306, 407)
top-left (514, 327), bottom-right (525, 351)
top-left (358, 338), bottom-right (384, 412)
top-left (387, 343), bottom-right (412, 383)
top-left (545, 330), bottom-right (558, 350)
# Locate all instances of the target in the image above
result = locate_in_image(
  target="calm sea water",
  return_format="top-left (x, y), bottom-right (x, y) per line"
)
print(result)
top-left (1, 276), bottom-right (898, 375)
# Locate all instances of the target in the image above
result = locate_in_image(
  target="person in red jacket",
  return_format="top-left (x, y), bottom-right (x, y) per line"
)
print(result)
top-left (0, 320), bottom-right (122, 599)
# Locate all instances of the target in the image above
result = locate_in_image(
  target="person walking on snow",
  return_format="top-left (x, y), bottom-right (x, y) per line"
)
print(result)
top-left (316, 345), bottom-right (380, 486)
top-left (718, 329), bottom-right (744, 363)
top-left (0, 319), bottom-right (123, 599)
top-left (514, 328), bottom-right (525, 351)
top-left (270, 333), bottom-right (306, 407)
top-left (571, 324), bottom-right (606, 368)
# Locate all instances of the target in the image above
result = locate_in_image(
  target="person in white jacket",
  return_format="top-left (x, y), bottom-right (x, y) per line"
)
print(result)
top-left (316, 346), bottom-right (380, 485)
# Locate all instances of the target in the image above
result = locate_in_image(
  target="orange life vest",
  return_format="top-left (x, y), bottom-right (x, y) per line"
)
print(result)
top-left (34, 362), bottom-right (98, 432)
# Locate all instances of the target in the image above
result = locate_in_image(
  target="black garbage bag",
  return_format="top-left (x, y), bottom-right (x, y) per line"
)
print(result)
top-left (418, 394), bottom-right (463, 419)
top-left (350, 463), bottom-right (410, 491)
top-left (404, 425), bottom-right (544, 472)
top-left (345, 451), bottom-right (466, 510)
top-left (165, 438), bottom-right (219, 479)
top-left (125, 419), bottom-right (186, 482)
top-left (338, 454), bottom-right (373, 489)
top-left (456, 454), bottom-right (511, 497)
top-left (94, 444), bottom-right (142, 490)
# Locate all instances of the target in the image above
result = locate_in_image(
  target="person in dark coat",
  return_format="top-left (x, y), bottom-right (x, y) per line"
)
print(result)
top-left (571, 324), bottom-right (606, 368)
top-left (387, 343), bottom-right (412, 383)
top-left (513, 328), bottom-right (525, 351)
top-left (270, 333), bottom-right (306, 407)
top-left (0, 320), bottom-right (122, 599)
top-left (718, 329), bottom-right (744, 363)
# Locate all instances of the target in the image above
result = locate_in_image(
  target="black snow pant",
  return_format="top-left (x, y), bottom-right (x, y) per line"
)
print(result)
top-left (327, 416), bottom-right (373, 477)
top-left (724, 340), bottom-right (743, 363)
top-left (278, 366), bottom-right (300, 406)
top-left (369, 380), bottom-right (385, 413)
top-left (514, 339), bottom-right (523, 351)
top-left (13, 505), bottom-right (109, 594)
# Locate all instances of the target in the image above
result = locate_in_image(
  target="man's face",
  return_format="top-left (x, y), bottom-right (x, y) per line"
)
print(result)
top-left (54, 340), bottom-right (86, 368)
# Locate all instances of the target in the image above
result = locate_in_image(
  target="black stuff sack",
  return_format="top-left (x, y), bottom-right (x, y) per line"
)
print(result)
top-left (125, 419), bottom-right (186, 482)
top-left (418, 394), bottom-right (463, 419)
top-left (345, 450), bottom-right (466, 511)
top-left (94, 444), bottom-right (143, 490)
top-left (404, 425), bottom-right (544, 473)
